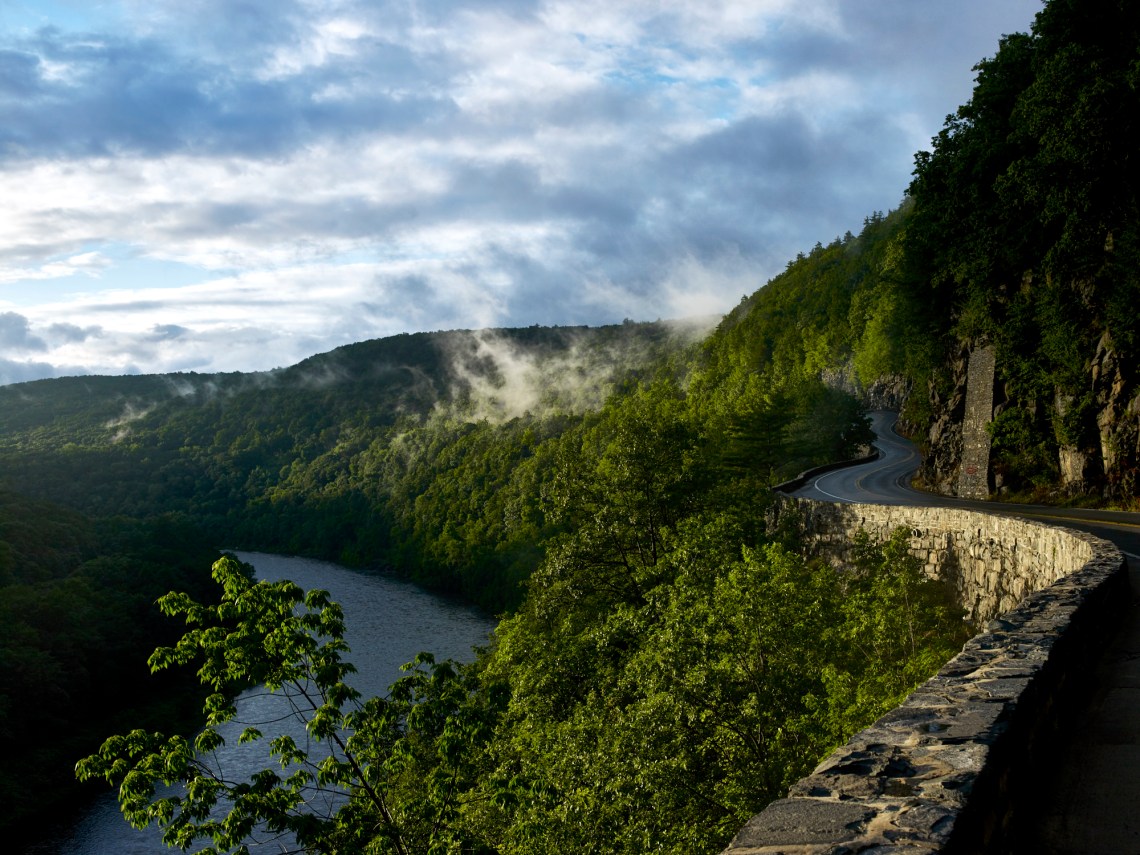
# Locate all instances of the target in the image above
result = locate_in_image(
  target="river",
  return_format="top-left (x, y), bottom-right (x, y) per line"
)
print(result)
top-left (20, 551), bottom-right (496, 855)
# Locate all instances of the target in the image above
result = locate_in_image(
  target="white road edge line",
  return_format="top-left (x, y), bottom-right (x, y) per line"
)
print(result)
top-left (813, 482), bottom-right (852, 503)
top-left (810, 470), bottom-right (855, 503)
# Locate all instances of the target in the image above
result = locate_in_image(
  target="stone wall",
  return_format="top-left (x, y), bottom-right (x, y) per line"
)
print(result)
top-left (776, 498), bottom-right (1099, 623)
top-left (722, 497), bottom-right (1127, 854)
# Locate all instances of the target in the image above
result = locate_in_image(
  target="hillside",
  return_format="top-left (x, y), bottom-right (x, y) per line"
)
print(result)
top-left (0, 324), bottom-right (684, 454)
top-left (6, 301), bottom-right (897, 855)
top-left (6, 1), bottom-right (1140, 851)
top-left (0, 493), bottom-right (219, 840)
top-left (0, 311), bottom-right (881, 613)
top-left (703, 0), bottom-right (1140, 506)
top-left (903, 0), bottom-right (1140, 501)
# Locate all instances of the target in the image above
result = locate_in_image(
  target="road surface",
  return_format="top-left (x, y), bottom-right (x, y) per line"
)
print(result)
top-left (792, 411), bottom-right (1140, 556)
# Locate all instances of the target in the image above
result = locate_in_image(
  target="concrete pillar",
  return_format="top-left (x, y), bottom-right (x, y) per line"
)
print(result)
top-left (957, 344), bottom-right (996, 500)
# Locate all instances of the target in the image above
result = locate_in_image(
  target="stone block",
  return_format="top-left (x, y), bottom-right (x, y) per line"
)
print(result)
top-left (724, 799), bottom-right (873, 849)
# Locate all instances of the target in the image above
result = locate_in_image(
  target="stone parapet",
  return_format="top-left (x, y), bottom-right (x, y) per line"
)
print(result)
top-left (773, 499), bottom-right (1102, 623)
top-left (724, 498), bottom-right (1127, 854)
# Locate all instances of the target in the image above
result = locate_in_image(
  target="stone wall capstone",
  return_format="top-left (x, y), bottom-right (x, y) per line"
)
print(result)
top-left (721, 497), bottom-right (1127, 854)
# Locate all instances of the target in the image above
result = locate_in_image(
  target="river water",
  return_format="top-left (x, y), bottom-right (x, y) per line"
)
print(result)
top-left (21, 552), bottom-right (496, 855)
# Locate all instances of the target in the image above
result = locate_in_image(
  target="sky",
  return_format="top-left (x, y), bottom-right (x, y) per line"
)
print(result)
top-left (0, 0), bottom-right (1042, 385)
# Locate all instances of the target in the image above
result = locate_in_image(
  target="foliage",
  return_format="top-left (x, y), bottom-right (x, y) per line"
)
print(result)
top-left (22, 4), bottom-right (1140, 850)
top-left (820, 530), bottom-right (967, 739)
top-left (80, 521), bottom-right (967, 855)
top-left (987, 405), bottom-right (1060, 489)
top-left (6, 219), bottom-right (921, 853)
top-left (7, 314), bottom-right (884, 850)
top-left (481, 497), bottom-right (967, 855)
top-left (78, 554), bottom-right (504, 855)
top-left (0, 312), bottom-right (879, 615)
top-left (0, 493), bottom-right (218, 839)
top-left (905, 0), bottom-right (1140, 491)
top-left (699, 211), bottom-right (933, 397)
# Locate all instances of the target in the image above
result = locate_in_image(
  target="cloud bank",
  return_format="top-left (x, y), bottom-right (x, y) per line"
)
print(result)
top-left (0, 0), bottom-right (1041, 385)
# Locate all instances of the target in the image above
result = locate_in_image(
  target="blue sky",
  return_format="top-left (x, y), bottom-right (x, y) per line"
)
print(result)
top-left (0, 0), bottom-right (1041, 384)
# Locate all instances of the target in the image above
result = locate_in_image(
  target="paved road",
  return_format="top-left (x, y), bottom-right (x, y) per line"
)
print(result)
top-left (793, 411), bottom-right (1140, 556)
top-left (790, 412), bottom-right (1140, 854)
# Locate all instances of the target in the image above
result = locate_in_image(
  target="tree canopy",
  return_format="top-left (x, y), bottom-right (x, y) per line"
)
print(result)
top-left (906, 0), bottom-right (1140, 496)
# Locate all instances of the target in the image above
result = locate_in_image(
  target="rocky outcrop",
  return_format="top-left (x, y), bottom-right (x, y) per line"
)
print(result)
top-left (1090, 331), bottom-right (1140, 500)
top-left (1052, 388), bottom-right (1102, 493)
top-left (864, 373), bottom-right (912, 413)
top-left (919, 329), bottom-right (1140, 500)
top-left (821, 366), bottom-right (912, 417)
top-left (820, 363), bottom-right (859, 399)
top-left (921, 344), bottom-right (969, 495)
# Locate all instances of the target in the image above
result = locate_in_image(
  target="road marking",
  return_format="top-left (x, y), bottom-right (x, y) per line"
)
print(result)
top-left (1007, 511), bottom-right (1140, 532)
top-left (813, 481), bottom-right (853, 503)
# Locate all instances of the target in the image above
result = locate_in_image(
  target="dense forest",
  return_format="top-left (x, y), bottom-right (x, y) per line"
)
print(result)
top-left (6, 0), bottom-right (1140, 852)
top-left (0, 319), bottom-right (874, 613)
top-left (905, 0), bottom-right (1140, 498)
top-left (0, 496), bottom-right (219, 841)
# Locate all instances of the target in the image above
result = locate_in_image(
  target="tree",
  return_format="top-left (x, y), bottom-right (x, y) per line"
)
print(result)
top-left (77, 555), bottom-right (501, 855)
top-left (821, 529), bottom-right (968, 740)
top-left (480, 520), bottom-right (969, 855)
top-left (907, 30), bottom-right (1037, 338)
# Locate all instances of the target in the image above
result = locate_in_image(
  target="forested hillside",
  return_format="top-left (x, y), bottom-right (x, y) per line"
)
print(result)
top-left (703, 0), bottom-right (1140, 505)
top-left (698, 0), bottom-right (1140, 506)
top-left (63, 289), bottom-right (966, 851)
top-left (7, 220), bottom-right (942, 853)
top-left (6, 0), bottom-right (1139, 851)
top-left (0, 316), bottom-right (874, 612)
top-left (904, 0), bottom-right (1140, 499)
top-left (0, 494), bottom-right (219, 841)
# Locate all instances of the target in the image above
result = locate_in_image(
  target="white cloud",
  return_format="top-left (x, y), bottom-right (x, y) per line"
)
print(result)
top-left (0, 0), bottom-right (1042, 384)
top-left (259, 15), bottom-right (375, 81)
top-left (0, 251), bottom-right (112, 283)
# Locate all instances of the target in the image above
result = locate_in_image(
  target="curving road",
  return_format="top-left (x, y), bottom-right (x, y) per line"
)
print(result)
top-left (792, 410), bottom-right (1140, 557)
top-left (789, 411), bottom-right (1140, 854)
top-left (792, 411), bottom-right (927, 506)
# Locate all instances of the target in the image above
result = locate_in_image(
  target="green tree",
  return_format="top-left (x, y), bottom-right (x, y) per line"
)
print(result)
top-left (77, 527), bottom-right (970, 855)
top-left (905, 0), bottom-right (1140, 494)
top-left (77, 555), bottom-right (501, 855)
top-left (821, 529), bottom-right (968, 740)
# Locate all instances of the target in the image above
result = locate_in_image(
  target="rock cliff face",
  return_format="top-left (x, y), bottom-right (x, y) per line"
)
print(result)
top-left (918, 344), bottom-right (968, 495)
top-left (863, 373), bottom-right (912, 413)
top-left (917, 331), bottom-right (1140, 501)
top-left (1090, 331), bottom-right (1140, 498)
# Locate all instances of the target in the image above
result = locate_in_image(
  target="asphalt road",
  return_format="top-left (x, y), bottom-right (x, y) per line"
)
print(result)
top-left (790, 411), bottom-right (1140, 854)
top-left (792, 410), bottom-right (1140, 557)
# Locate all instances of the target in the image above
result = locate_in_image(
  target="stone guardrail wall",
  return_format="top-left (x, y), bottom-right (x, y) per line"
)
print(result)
top-left (721, 497), bottom-right (1127, 855)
